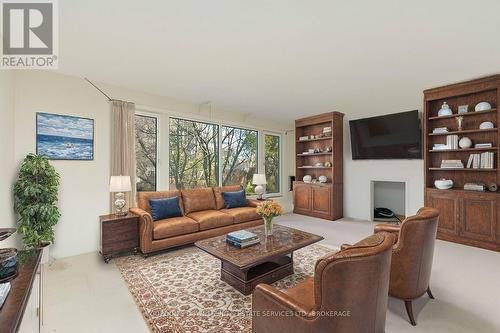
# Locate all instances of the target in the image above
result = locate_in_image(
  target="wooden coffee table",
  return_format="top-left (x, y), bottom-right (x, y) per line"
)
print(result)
top-left (195, 225), bottom-right (323, 295)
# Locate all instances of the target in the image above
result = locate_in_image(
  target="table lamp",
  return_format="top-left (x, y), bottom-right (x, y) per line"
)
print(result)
top-left (109, 176), bottom-right (132, 216)
top-left (252, 174), bottom-right (267, 200)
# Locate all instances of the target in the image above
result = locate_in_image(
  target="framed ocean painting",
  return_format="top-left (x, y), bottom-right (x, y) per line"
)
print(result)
top-left (36, 112), bottom-right (94, 160)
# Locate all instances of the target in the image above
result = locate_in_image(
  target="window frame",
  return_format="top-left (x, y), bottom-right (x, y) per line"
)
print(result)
top-left (135, 111), bottom-right (160, 192)
top-left (221, 124), bottom-right (259, 190)
top-left (263, 131), bottom-right (283, 197)
top-left (168, 116), bottom-right (220, 189)
top-left (134, 107), bottom-right (284, 198)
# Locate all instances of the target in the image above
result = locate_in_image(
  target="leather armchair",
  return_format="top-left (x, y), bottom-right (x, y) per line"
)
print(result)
top-left (374, 207), bottom-right (439, 326)
top-left (252, 232), bottom-right (395, 333)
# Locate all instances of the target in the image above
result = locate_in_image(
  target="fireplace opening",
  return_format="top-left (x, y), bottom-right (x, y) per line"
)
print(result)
top-left (370, 180), bottom-right (406, 223)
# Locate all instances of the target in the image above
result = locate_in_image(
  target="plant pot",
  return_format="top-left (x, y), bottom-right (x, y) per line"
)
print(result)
top-left (39, 242), bottom-right (51, 265)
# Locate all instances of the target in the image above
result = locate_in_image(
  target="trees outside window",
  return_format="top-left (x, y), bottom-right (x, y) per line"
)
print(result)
top-left (265, 134), bottom-right (281, 194)
top-left (136, 113), bottom-right (281, 196)
top-left (135, 114), bottom-right (158, 192)
top-left (169, 118), bottom-right (219, 189)
top-left (221, 126), bottom-right (258, 194)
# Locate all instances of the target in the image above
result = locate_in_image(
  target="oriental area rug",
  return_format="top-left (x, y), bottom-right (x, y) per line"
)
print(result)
top-left (115, 244), bottom-right (335, 333)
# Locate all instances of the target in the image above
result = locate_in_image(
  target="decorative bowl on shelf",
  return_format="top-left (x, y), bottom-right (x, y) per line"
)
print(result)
top-left (324, 161), bottom-right (332, 167)
top-left (459, 137), bottom-right (472, 149)
top-left (479, 121), bottom-right (494, 129)
top-left (475, 101), bottom-right (492, 112)
top-left (303, 175), bottom-right (312, 183)
top-left (318, 175), bottom-right (327, 183)
top-left (434, 179), bottom-right (453, 190)
top-left (438, 102), bottom-right (453, 117)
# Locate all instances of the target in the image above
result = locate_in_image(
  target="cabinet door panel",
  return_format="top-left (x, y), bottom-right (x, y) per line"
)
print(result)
top-left (294, 184), bottom-right (311, 213)
top-left (461, 194), bottom-right (496, 243)
top-left (426, 190), bottom-right (459, 236)
top-left (311, 186), bottom-right (331, 216)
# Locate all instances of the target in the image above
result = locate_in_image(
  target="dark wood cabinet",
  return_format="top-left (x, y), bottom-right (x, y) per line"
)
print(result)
top-left (424, 75), bottom-right (500, 252)
top-left (311, 185), bottom-right (331, 216)
top-left (460, 193), bottom-right (497, 243)
top-left (426, 188), bottom-right (460, 236)
top-left (99, 213), bottom-right (139, 263)
top-left (293, 183), bottom-right (312, 214)
top-left (293, 112), bottom-right (344, 220)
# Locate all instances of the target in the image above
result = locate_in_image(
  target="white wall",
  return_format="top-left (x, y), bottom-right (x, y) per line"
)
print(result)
top-left (14, 71), bottom-right (111, 258)
top-left (11, 71), bottom-right (292, 258)
top-left (0, 72), bottom-right (18, 248)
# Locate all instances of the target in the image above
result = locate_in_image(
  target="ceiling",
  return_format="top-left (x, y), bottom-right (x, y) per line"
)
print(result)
top-left (58, 0), bottom-right (500, 122)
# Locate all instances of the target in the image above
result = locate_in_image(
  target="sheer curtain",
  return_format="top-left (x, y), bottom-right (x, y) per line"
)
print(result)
top-left (111, 100), bottom-right (137, 210)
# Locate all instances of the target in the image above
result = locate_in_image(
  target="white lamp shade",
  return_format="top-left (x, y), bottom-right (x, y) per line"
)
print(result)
top-left (252, 174), bottom-right (267, 185)
top-left (109, 176), bottom-right (132, 192)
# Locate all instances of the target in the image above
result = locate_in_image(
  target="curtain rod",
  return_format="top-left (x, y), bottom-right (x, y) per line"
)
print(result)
top-left (84, 77), bottom-right (129, 103)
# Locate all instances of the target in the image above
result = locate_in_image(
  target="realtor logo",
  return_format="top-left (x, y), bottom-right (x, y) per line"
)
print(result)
top-left (1, 0), bottom-right (58, 69)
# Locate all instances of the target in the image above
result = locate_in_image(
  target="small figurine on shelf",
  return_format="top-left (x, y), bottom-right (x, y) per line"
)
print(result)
top-left (325, 146), bottom-right (333, 152)
top-left (456, 116), bottom-right (464, 131)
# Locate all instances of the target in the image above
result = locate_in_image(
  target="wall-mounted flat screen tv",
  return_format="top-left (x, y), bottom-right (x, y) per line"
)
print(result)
top-left (349, 110), bottom-right (422, 159)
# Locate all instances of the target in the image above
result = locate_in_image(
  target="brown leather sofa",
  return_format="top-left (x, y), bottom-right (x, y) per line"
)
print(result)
top-left (252, 232), bottom-right (395, 333)
top-left (130, 185), bottom-right (263, 255)
top-left (374, 207), bottom-right (439, 326)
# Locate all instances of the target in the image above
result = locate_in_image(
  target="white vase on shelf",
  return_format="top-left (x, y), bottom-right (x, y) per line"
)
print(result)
top-left (438, 102), bottom-right (453, 117)
top-left (459, 137), bottom-right (472, 149)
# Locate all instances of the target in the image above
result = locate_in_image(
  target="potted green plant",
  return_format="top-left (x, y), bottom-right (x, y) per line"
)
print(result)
top-left (13, 154), bottom-right (60, 263)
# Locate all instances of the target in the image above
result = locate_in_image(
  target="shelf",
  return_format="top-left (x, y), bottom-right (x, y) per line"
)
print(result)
top-left (297, 166), bottom-right (332, 169)
top-left (426, 187), bottom-right (499, 195)
top-left (294, 181), bottom-right (333, 187)
top-left (297, 152), bottom-right (332, 156)
top-left (296, 137), bottom-right (332, 143)
top-left (428, 109), bottom-right (497, 120)
top-left (429, 147), bottom-right (497, 153)
top-left (429, 167), bottom-right (497, 171)
top-left (428, 128), bottom-right (497, 136)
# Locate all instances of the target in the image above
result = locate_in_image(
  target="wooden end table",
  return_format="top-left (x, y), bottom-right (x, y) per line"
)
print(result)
top-left (195, 225), bottom-right (323, 295)
top-left (99, 213), bottom-right (139, 263)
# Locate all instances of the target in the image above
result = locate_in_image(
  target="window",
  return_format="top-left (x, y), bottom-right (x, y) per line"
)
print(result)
top-left (169, 118), bottom-right (219, 189)
top-left (135, 114), bottom-right (158, 191)
top-left (221, 126), bottom-right (258, 194)
top-left (265, 133), bottom-right (281, 194)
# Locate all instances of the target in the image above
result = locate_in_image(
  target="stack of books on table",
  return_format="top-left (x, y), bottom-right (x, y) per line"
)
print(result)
top-left (226, 230), bottom-right (260, 248)
top-left (440, 159), bottom-right (464, 169)
top-left (466, 152), bottom-right (495, 169)
top-left (464, 182), bottom-right (486, 192)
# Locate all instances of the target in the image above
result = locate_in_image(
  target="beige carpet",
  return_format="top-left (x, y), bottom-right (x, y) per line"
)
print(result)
top-left (115, 244), bottom-right (334, 333)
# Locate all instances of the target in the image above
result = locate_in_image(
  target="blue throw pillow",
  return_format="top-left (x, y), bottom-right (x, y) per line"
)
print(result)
top-left (149, 197), bottom-right (182, 221)
top-left (222, 190), bottom-right (248, 209)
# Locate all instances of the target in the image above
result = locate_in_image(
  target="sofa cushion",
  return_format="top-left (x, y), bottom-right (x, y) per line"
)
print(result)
top-left (149, 197), bottom-right (182, 221)
top-left (187, 210), bottom-right (234, 231)
top-left (222, 189), bottom-right (248, 209)
top-left (213, 185), bottom-right (243, 210)
top-left (221, 207), bottom-right (261, 224)
top-left (181, 188), bottom-right (216, 214)
top-left (153, 216), bottom-right (199, 240)
top-left (137, 190), bottom-right (183, 215)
